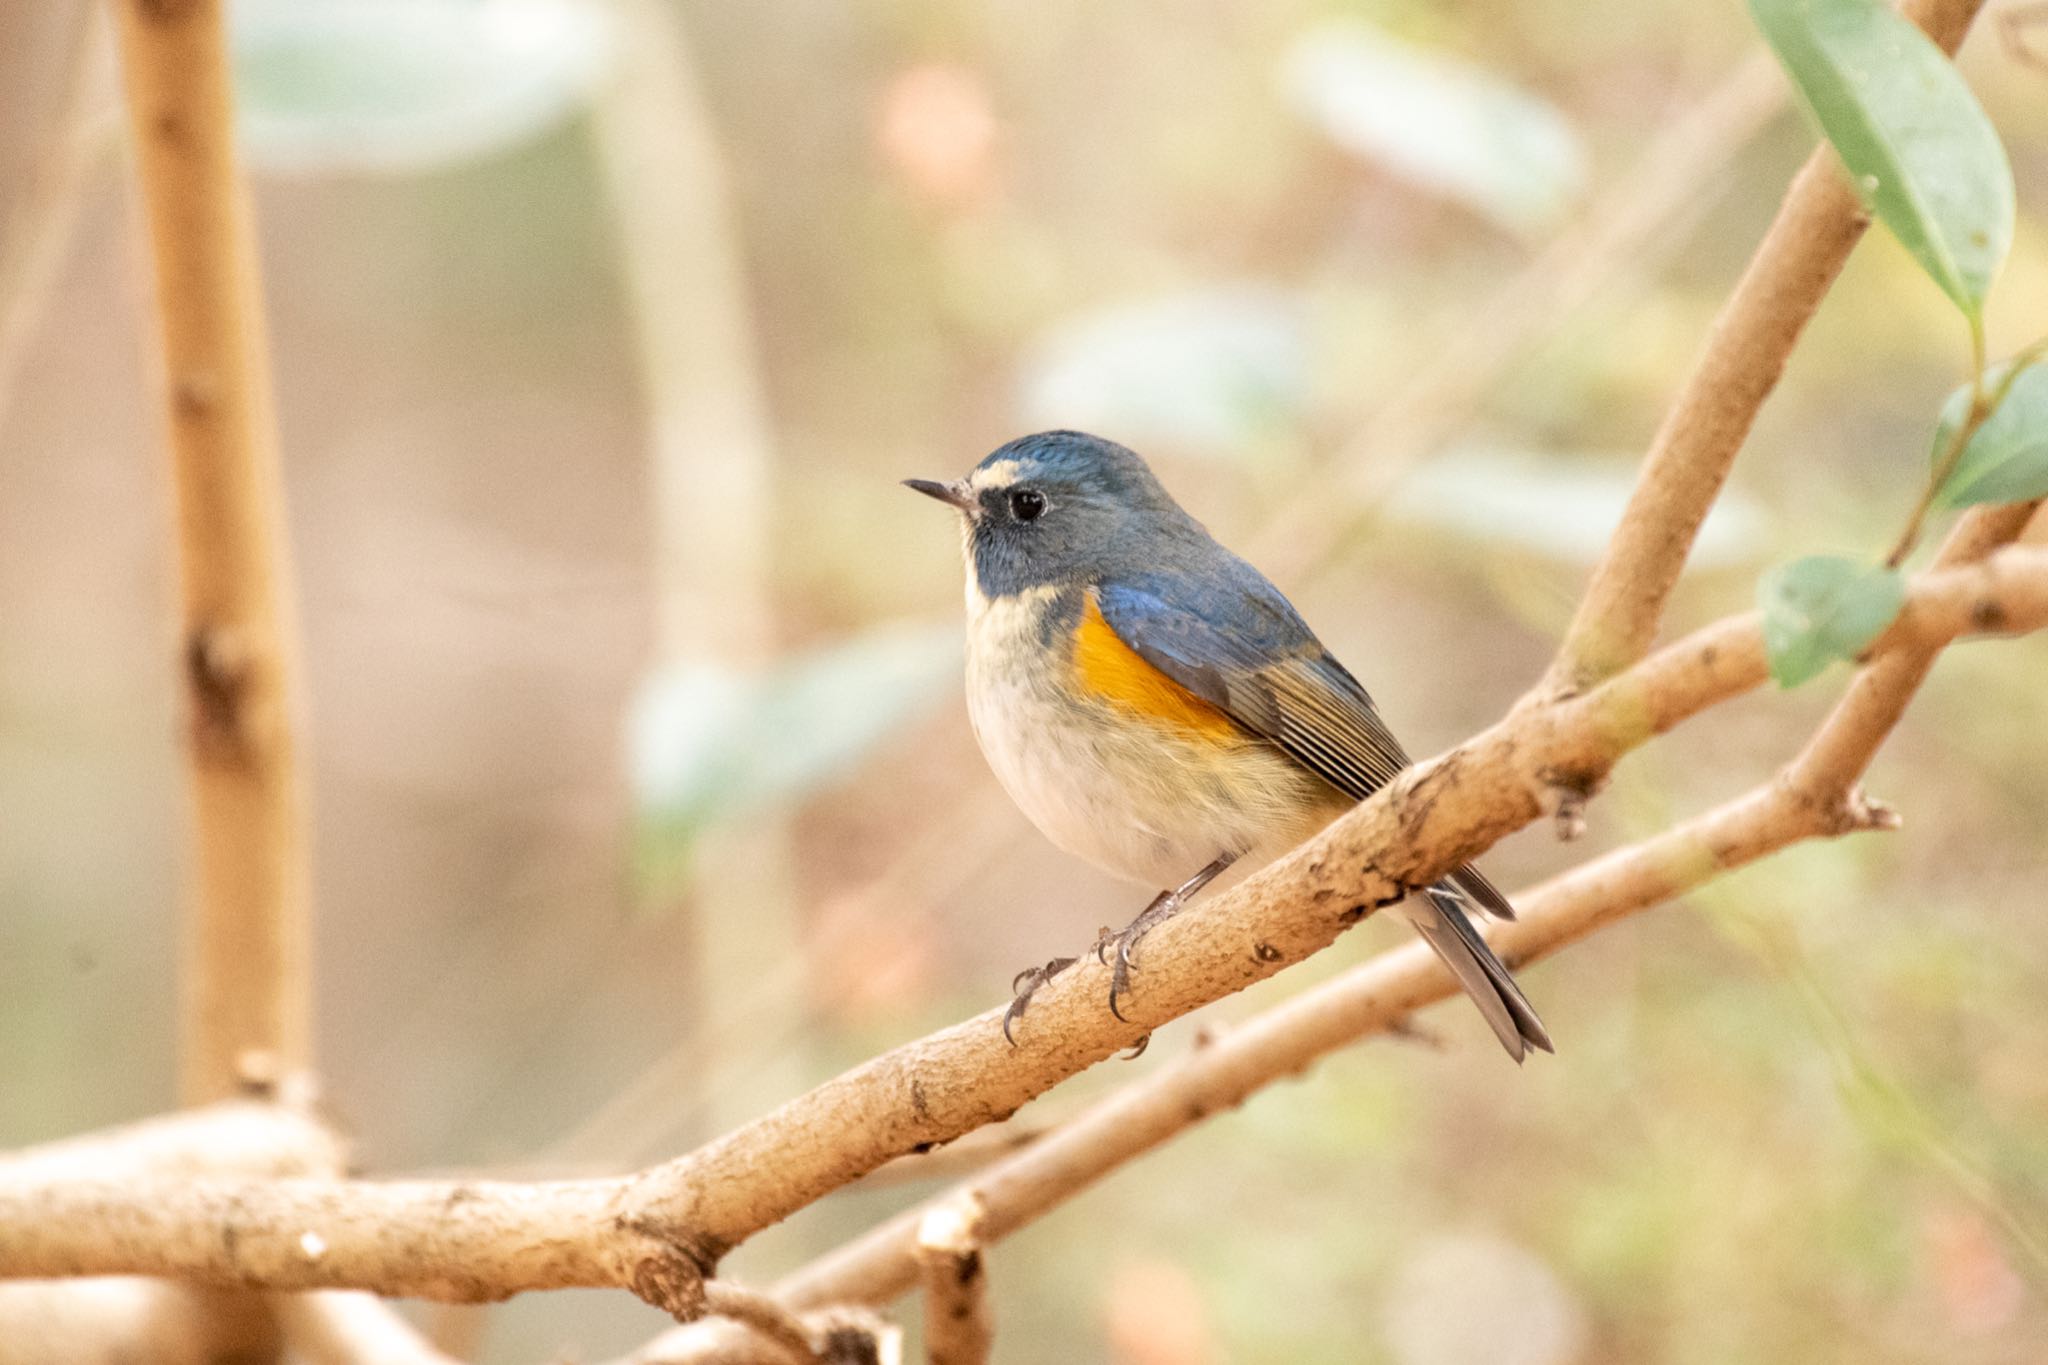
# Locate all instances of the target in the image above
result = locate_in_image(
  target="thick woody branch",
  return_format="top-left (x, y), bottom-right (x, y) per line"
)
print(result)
top-left (764, 787), bottom-right (1802, 1314)
top-left (0, 1101), bottom-right (338, 1364)
top-left (0, 1175), bottom-right (703, 1314)
top-left (3, 545), bottom-right (2046, 1310)
top-left (1544, 0), bottom-right (1987, 694)
top-left (0, 1105), bottom-right (459, 1365)
top-left (113, 0), bottom-right (311, 1103)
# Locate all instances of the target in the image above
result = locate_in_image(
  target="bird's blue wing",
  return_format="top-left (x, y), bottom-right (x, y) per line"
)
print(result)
top-left (1094, 563), bottom-right (1412, 800)
top-left (1096, 562), bottom-right (1519, 922)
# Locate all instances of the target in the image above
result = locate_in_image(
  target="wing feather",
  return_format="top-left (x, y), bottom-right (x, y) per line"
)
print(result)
top-left (1094, 571), bottom-right (1518, 924)
top-left (1095, 574), bottom-right (1409, 803)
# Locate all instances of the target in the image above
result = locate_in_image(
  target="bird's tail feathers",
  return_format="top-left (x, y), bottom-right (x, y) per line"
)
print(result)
top-left (1446, 862), bottom-right (1516, 920)
top-left (1401, 882), bottom-right (1554, 1063)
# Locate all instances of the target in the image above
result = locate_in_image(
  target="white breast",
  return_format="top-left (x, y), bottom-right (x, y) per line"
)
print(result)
top-left (962, 579), bottom-right (1337, 889)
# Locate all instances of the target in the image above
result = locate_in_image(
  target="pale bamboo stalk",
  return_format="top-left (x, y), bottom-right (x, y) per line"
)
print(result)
top-left (109, 0), bottom-right (311, 1104)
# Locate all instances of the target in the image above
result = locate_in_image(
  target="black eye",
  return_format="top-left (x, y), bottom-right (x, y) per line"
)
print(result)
top-left (1009, 488), bottom-right (1047, 521)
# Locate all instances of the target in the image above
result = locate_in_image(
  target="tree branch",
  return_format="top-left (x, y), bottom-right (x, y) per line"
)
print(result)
top-left (0, 1101), bottom-right (335, 1365)
top-left (1787, 500), bottom-right (2043, 800)
top-left (1542, 0), bottom-right (1989, 695)
top-left (629, 1304), bottom-right (899, 1365)
top-left (111, 0), bottom-right (312, 1104)
top-left (737, 514), bottom-right (2041, 1321)
top-left (2, 544), bottom-right (2045, 1310)
top-left (914, 1195), bottom-right (991, 1365)
top-left (0, 1281), bottom-right (281, 1365)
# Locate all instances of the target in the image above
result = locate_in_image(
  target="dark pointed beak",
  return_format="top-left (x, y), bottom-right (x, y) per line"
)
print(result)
top-left (903, 477), bottom-right (975, 512)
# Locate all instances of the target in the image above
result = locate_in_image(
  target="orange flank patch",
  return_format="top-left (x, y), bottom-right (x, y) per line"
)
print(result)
top-left (1073, 594), bottom-right (1242, 740)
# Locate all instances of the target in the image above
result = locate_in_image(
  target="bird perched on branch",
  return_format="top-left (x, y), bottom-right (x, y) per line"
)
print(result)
top-left (906, 430), bottom-right (1551, 1062)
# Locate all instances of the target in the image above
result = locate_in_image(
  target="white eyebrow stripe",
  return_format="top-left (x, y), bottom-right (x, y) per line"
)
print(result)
top-left (968, 459), bottom-right (1023, 492)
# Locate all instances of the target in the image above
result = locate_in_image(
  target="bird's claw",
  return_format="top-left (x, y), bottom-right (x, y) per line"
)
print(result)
top-left (1009, 879), bottom-right (1196, 1041)
top-left (1002, 956), bottom-right (1076, 1045)
top-left (1098, 891), bottom-right (1180, 1020)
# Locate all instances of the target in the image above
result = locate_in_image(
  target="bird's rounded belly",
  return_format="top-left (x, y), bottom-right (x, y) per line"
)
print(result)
top-left (965, 594), bottom-right (1334, 887)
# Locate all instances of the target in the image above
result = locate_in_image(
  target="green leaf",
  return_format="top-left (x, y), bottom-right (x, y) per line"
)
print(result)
top-left (233, 0), bottom-right (613, 175)
top-left (1932, 361), bottom-right (2048, 508)
top-left (1758, 556), bottom-right (1906, 688)
top-left (1749, 0), bottom-right (2015, 316)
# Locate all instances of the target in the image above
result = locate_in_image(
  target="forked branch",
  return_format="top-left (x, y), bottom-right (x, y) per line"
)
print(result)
top-left (2, 543), bottom-right (2045, 1310)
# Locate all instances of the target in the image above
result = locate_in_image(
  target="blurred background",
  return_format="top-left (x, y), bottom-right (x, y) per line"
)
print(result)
top-left (2, 0), bottom-right (2045, 1360)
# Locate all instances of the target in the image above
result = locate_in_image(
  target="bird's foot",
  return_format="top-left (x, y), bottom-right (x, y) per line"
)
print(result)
top-left (1093, 887), bottom-right (1186, 1022)
top-left (1002, 956), bottom-right (1078, 1045)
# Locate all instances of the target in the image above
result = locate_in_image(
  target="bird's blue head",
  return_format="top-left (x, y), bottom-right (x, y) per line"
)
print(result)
top-left (905, 431), bottom-right (1200, 598)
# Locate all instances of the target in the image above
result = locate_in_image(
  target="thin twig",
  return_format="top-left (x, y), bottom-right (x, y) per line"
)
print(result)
top-left (1887, 338), bottom-right (2048, 567)
top-left (110, 0), bottom-right (312, 1104)
top-left (701, 1284), bottom-right (821, 1363)
top-left (2004, 0), bottom-right (2048, 68)
top-left (1792, 501), bottom-right (2042, 799)
top-left (1543, 0), bottom-right (1988, 695)
top-left (0, 1099), bottom-right (339, 1187)
top-left (631, 1308), bottom-right (899, 1365)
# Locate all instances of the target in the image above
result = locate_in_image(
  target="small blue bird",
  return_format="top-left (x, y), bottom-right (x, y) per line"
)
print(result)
top-left (907, 430), bottom-right (1551, 1062)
